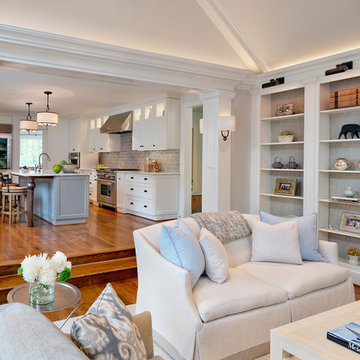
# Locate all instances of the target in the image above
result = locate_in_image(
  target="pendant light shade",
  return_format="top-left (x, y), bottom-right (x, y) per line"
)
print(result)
top-left (20, 102), bottom-right (38, 132)
top-left (37, 91), bottom-right (58, 128)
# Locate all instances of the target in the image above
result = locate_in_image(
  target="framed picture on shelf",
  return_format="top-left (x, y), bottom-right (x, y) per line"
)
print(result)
top-left (339, 212), bottom-right (360, 234)
top-left (274, 178), bottom-right (297, 196)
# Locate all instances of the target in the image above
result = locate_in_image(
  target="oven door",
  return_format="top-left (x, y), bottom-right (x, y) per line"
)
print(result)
top-left (97, 180), bottom-right (116, 207)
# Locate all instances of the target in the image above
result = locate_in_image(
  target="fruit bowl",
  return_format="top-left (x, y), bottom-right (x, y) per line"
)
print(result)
top-left (61, 164), bottom-right (77, 173)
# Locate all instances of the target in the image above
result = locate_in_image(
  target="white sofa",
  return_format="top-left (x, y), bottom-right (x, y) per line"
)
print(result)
top-left (134, 214), bottom-right (355, 360)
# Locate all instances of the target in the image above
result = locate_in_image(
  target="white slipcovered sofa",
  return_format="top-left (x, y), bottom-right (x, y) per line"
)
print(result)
top-left (134, 214), bottom-right (355, 360)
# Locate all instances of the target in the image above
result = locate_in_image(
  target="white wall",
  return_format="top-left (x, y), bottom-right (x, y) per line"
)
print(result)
top-left (43, 118), bottom-right (70, 169)
top-left (231, 90), bottom-right (252, 213)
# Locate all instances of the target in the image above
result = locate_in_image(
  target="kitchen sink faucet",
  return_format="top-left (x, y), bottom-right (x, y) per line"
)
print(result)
top-left (38, 152), bottom-right (51, 171)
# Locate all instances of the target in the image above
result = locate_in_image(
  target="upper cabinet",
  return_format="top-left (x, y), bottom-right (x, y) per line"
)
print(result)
top-left (88, 116), bottom-right (120, 153)
top-left (69, 119), bottom-right (81, 152)
top-left (132, 98), bottom-right (180, 151)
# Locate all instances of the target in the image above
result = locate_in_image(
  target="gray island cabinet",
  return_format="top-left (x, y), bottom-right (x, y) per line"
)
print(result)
top-left (11, 170), bottom-right (89, 226)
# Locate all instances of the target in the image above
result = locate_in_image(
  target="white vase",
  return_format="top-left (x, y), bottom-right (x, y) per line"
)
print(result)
top-left (344, 186), bottom-right (355, 198)
top-left (348, 255), bottom-right (359, 266)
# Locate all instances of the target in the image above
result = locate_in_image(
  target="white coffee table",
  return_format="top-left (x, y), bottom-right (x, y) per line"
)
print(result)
top-left (271, 301), bottom-right (360, 360)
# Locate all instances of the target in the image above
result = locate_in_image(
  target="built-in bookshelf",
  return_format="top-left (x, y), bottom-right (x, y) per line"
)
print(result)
top-left (259, 87), bottom-right (305, 216)
top-left (317, 75), bottom-right (360, 274)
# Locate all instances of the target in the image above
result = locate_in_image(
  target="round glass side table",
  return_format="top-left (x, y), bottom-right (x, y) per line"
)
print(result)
top-left (7, 282), bottom-right (81, 329)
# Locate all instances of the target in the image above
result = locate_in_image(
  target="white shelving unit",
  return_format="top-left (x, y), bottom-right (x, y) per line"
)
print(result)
top-left (317, 75), bottom-right (360, 283)
top-left (259, 86), bottom-right (305, 216)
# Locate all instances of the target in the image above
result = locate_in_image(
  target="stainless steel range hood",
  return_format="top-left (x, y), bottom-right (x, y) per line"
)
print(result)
top-left (100, 111), bottom-right (132, 134)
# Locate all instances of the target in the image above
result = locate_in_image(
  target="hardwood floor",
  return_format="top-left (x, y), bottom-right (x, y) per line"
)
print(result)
top-left (0, 204), bottom-right (155, 262)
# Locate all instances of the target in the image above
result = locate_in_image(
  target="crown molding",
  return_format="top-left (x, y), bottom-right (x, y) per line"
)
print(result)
top-left (0, 24), bottom-right (253, 92)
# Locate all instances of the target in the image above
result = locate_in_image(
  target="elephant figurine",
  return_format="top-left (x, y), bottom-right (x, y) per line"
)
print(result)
top-left (338, 124), bottom-right (360, 139)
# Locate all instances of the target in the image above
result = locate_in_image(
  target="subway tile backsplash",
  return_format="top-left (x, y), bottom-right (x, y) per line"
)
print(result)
top-left (99, 133), bottom-right (180, 172)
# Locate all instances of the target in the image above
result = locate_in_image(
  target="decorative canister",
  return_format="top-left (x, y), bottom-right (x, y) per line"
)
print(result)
top-left (344, 186), bottom-right (356, 198)
top-left (272, 156), bottom-right (283, 169)
top-left (348, 255), bottom-right (359, 266)
top-left (333, 158), bottom-right (350, 171)
top-left (286, 155), bottom-right (299, 169)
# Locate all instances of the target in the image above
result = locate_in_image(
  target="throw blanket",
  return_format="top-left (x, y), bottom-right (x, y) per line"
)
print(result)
top-left (190, 211), bottom-right (251, 244)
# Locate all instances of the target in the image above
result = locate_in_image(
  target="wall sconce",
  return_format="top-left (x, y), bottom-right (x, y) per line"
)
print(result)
top-left (199, 118), bottom-right (203, 134)
top-left (219, 115), bottom-right (236, 141)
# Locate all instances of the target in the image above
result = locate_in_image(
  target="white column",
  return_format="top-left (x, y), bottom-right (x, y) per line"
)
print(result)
top-left (200, 91), bottom-right (235, 212)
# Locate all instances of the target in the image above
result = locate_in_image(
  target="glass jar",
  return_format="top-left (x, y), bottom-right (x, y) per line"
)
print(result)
top-left (29, 282), bottom-right (55, 305)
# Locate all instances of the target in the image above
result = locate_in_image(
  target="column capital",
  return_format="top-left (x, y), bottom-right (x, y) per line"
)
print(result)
top-left (200, 90), bottom-right (236, 102)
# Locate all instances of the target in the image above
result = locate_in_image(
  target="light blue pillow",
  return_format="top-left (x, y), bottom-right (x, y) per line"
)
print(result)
top-left (259, 211), bottom-right (327, 262)
top-left (160, 225), bottom-right (205, 287)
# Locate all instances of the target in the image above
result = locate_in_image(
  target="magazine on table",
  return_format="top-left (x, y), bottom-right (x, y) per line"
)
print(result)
top-left (327, 322), bottom-right (360, 353)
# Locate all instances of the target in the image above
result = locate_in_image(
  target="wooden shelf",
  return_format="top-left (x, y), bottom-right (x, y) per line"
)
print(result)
top-left (319, 199), bottom-right (360, 207)
top-left (260, 168), bottom-right (304, 172)
top-left (320, 106), bottom-right (360, 115)
top-left (319, 170), bottom-right (360, 174)
top-left (261, 113), bottom-right (304, 121)
top-left (320, 138), bottom-right (360, 143)
top-left (261, 141), bottom-right (304, 146)
top-left (260, 193), bottom-right (303, 200)
top-left (318, 227), bottom-right (360, 239)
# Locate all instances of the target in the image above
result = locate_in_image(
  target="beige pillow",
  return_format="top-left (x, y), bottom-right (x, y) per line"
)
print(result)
top-left (251, 218), bottom-right (303, 265)
top-left (71, 283), bottom-right (147, 360)
top-left (199, 228), bottom-right (229, 283)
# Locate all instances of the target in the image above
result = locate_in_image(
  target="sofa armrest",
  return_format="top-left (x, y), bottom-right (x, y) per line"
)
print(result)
top-left (319, 240), bottom-right (338, 264)
top-left (134, 230), bottom-right (203, 360)
top-left (133, 311), bottom-right (154, 359)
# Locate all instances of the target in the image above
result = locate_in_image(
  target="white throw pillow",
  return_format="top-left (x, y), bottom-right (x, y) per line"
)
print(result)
top-left (251, 219), bottom-right (303, 265)
top-left (199, 228), bottom-right (229, 283)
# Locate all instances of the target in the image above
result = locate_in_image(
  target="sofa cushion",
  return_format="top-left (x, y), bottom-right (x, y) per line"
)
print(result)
top-left (251, 218), bottom-right (303, 265)
top-left (259, 211), bottom-right (327, 262)
top-left (160, 225), bottom-right (205, 288)
top-left (239, 261), bottom-right (349, 299)
top-left (199, 228), bottom-right (229, 284)
top-left (0, 303), bottom-right (88, 360)
top-left (192, 268), bottom-right (288, 322)
top-left (71, 283), bottom-right (147, 360)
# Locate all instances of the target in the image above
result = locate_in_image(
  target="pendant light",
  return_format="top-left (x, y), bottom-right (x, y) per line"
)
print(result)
top-left (20, 102), bottom-right (38, 132)
top-left (37, 91), bottom-right (58, 128)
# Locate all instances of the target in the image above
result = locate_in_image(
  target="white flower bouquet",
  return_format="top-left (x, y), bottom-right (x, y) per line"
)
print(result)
top-left (17, 251), bottom-right (72, 305)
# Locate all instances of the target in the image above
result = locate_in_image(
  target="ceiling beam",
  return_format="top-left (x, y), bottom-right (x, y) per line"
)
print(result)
top-left (196, 0), bottom-right (269, 73)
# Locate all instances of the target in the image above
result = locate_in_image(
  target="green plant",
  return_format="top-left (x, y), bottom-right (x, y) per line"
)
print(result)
top-left (280, 130), bottom-right (292, 136)
top-left (348, 247), bottom-right (360, 256)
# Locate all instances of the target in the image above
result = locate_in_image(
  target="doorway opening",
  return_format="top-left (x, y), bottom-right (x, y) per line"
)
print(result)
top-left (191, 106), bottom-right (203, 213)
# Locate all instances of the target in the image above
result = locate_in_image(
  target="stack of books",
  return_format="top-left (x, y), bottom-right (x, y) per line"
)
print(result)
top-left (331, 196), bottom-right (360, 203)
top-left (327, 322), bottom-right (360, 353)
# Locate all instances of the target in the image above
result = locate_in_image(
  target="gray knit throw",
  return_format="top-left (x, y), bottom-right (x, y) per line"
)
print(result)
top-left (190, 211), bottom-right (251, 244)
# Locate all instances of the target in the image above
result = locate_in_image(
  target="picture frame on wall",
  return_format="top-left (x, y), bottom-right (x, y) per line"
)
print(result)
top-left (339, 212), bottom-right (360, 234)
top-left (274, 178), bottom-right (297, 196)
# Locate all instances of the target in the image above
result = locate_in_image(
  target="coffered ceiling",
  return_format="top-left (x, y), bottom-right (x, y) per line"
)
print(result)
top-left (0, 0), bottom-right (359, 72)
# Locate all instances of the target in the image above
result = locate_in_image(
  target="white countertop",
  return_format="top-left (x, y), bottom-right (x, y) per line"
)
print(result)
top-left (11, 170), bottom-right (89, 177)
top-left (113, 170), bottom-right (180, 175)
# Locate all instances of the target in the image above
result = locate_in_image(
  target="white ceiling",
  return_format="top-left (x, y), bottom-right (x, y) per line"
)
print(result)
top-left (1, 0), bottom-right (360, 118)
top-left (0, 65), bottom-right (190, 119)
top-left (1, 0), bottom-right (359, 71)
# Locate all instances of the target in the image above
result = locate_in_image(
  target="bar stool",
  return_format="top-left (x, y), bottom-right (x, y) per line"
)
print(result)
top-left (1, 186), bottom-right (28, 224)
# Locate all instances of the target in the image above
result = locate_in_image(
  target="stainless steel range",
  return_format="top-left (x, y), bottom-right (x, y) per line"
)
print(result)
top-left (97, 168), bottom-right (138, 209)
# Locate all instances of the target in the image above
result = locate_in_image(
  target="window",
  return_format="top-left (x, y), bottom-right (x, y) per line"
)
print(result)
top-left (20, 130), bottom-right (43, 167)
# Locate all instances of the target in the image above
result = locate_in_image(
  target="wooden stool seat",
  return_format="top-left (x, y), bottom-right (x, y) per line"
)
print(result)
top-left (1, 188), bottom-right (28, 224)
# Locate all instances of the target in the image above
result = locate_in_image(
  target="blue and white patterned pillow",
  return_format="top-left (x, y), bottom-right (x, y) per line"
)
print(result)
top-left (71, 283), bottom-right (147, 360)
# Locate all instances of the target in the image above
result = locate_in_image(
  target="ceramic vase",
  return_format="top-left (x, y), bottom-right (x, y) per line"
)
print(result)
top-left (344, 186), bottom-right (355, 198)
top-left (348, 255), bottom-right (359, 266)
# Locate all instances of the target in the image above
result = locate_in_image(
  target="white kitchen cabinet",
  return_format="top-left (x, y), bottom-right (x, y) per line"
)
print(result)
top-left (88, 116), bottom-right (120, 153)
top-left (69, 119), bottom-right (81, 152)
top-left (77, 169), bottom-right (98, 205)
top-left (132, 98), bottom-right (179, 151)
top-left (116, 171), bottom-right (179, 220)
top-left (116, 172), bottom-right (125, 212)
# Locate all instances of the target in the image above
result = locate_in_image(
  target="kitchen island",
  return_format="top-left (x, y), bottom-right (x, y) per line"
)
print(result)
top-left (11, 170), bottom-right (89, 227)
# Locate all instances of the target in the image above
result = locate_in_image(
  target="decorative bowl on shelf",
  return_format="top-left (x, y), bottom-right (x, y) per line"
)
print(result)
top-left (275, 104), bottom-right (295, 116)
top-left (277, 135), bottom-right (294, 143)
top-left (61, 165), bottom-right (77, 173)
top-left (333, 158), bottom-right (350, 171)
